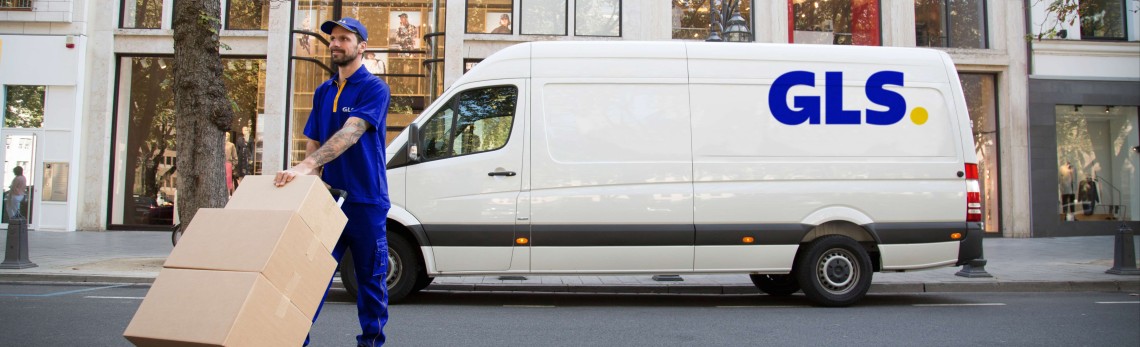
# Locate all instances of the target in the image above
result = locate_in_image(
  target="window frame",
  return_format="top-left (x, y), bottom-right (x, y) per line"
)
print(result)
top-left (520, 0), bottom-right (569, 36)
top-left (788, 0), bottom-right (882, 46)
top-left (1079, 0), bottom-right (1129, 41)
top-left (224, 0), bottom-right (270, 31)
top-left (415, 85), bottom-right (520, 163)
top-left (915, 0), bottom-right (989, 49)
top-left (574, 0), bottom-right (622, 37)
top-left (118, 0), bottom-right (164, 29)
top-left (466, 0), bottom-right (516, 35)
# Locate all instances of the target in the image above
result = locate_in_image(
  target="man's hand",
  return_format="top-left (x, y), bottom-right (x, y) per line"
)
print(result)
top-left (275, 162), bottom-right (318, 187)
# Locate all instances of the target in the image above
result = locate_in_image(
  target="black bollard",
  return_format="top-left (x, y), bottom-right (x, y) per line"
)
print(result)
top-left (955, 254), bottom-right (992, 278)
top-left (1, 216), bottom-right (38, 269)
top-left (1105, 223), bottom-right (1140, 275)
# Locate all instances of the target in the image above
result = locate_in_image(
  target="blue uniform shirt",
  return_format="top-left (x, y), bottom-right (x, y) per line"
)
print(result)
top-left (304, 65), bottom-right (390, 207)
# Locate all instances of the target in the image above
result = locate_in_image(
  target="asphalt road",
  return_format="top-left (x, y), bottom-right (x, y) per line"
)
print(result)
top-left (1, 283), bottom-right (1137, 346)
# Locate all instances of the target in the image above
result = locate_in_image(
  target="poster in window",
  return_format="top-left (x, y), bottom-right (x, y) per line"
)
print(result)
top-left (486, 12), bottom-right (512, 34)
top-left (363, 49), bottom-right (389, 75)
top-left (389, 11), bottom-right (421, 54)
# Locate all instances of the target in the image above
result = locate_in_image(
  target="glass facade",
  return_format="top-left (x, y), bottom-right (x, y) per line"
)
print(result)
top-left (960, 74), bottom-right (1000, 233)
top-left (915, 0), bottom-right (987, 48)
top-left (522, 0), bottom-right (566, 35)
top-left (1079, 0), bottom-right (1127, 39)
top-left (671, 0), bottom-right (752, 40)
top-left (789, 0), bottom-right (880, 46)
top-left (575, 0), bottom-right (621, 37)
top-left (3, 85), bottom-right (45, 128)
top-left (227, 0), bottom-right (271, 30)
top-left (467, 0), bottom-right (514, 34)
top-left (120, 0), bottom-right (163, 29)
top-left (112, 57), bottom-right (267, 226)
top-left (1055, 105), bottom-right (1139, 222)
top-left (290, 0), bottom-right (446, 166)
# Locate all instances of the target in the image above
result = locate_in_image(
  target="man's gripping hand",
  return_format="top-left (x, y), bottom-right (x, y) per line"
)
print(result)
top-left (275, 162), bottom-right (318, 187)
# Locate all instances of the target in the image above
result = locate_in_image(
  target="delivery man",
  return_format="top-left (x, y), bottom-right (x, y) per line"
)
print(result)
top-left (274, 17), bottom-right (391, 347)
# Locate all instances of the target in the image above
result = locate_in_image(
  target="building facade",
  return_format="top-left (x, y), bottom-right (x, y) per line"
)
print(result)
top-left (1027, 0), bottom-right (1140, 236)
top-left (1, 0), bottom-right (1136, 237)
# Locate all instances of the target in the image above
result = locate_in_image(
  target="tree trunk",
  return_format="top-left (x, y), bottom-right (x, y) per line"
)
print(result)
top-left (172, 0), bottom-right (233, 227)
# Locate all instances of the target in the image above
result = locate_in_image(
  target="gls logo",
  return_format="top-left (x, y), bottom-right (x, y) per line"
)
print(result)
top-left (769, 71), bottom-right (929, 126)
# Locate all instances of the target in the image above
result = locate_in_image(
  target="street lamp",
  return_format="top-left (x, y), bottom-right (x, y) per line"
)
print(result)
top-left (705, 0), bottom-right (752, 43)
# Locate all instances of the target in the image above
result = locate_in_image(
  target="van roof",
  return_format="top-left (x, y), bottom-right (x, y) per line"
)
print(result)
top-left (453, 41), bottom-right (953, 86)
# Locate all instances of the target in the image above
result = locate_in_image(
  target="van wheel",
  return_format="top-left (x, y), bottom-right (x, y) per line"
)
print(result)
top-left (338, 232), bottom-right (422, 304)
top-left (749, 274), bottom-right (800, 296)
top-left (795, 235), bottom-right (872, 307)
top-left (413, 275), bottom-right (435, 293)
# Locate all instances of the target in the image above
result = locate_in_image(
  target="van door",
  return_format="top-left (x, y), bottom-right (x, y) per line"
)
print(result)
top-left (405, 81), bottom-right (525, 272)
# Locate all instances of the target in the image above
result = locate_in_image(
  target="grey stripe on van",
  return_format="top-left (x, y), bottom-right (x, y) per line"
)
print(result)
top-left (419, 222), bottom-right (966, 247)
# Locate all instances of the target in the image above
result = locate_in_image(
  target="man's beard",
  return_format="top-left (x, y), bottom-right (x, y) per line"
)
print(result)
top-left (331, 49), bottom-right (359, 66)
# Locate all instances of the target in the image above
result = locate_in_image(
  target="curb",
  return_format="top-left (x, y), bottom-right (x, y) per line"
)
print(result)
top-left (3, 273), bottom-right (1137, 294)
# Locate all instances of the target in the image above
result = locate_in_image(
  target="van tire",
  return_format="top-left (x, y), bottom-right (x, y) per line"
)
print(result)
top-left (795, 235), bottom-right (872, 307)
top-left (749, 274), bottom-right (800, 296)
top-left (413, 276), bottom-right (435, 293)
top-left (338, 232), bottom-right (422, 304)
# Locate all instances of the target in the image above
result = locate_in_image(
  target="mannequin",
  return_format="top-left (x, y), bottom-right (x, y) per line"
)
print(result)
top-left (1059, 162), bottom-right (1075, 218)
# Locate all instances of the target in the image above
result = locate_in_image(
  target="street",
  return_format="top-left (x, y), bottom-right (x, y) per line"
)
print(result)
top-left (0, 283), bottom-right (1137, 346)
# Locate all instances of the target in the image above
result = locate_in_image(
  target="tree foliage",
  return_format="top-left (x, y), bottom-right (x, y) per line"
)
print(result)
top-left (1031, 0), bottom-right (1138, 40)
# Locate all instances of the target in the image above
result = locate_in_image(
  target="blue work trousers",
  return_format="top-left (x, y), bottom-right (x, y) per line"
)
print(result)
top-left (307, 202), bottom-right (389, 347)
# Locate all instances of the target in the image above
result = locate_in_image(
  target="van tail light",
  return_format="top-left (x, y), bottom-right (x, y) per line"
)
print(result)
top-left (965, 163), bottom-right (982, 222)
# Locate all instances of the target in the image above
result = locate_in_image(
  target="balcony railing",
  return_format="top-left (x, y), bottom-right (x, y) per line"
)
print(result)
top-left (0, 0), bottom-right (33, 10)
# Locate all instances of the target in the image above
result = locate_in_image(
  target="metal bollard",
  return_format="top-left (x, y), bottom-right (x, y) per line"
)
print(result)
top-left (1, 216), bottom-right (38, 269)
top-left (1105, 223), bottom-right (1140, 275)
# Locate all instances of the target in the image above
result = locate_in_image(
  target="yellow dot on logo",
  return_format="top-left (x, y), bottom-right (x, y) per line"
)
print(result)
top-left (911, 107), bottom-right (929, 125)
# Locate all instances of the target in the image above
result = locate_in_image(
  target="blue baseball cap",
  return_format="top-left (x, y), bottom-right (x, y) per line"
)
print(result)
top-left (321, 17), bottom-right (368, 41)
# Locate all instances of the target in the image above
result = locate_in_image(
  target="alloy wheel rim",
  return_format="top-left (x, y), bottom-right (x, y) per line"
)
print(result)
top-left (386, 246), bottom-right (402, 289)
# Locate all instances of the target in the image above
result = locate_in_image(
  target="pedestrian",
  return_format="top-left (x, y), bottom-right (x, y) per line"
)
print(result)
top-left (273, 17), bottom-right (392, 347)
top-left (7, 166), bottom-right (26, 219)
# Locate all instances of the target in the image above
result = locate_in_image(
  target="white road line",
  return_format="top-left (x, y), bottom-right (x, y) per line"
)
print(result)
top-left (716, 305), bottom-right (808, 308)
top-left (503, 305), bottom-right (555, 308)
top-left (1095, 301), bottom-right (1140, 304)
top-left (85, 296), bottom-right (144, 300)
top-left (913, 303), bottom-right (1006, 307)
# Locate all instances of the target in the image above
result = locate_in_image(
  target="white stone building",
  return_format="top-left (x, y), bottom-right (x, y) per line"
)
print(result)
top-left (1, 0), bottom-right (1136, 237)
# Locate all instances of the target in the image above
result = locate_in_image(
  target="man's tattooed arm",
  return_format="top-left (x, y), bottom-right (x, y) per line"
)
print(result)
top-left (305, 117), bottom-right (371, 168)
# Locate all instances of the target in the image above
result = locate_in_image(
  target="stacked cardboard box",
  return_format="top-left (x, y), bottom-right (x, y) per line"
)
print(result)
top-left (124, 175), bottom-right (347, 347)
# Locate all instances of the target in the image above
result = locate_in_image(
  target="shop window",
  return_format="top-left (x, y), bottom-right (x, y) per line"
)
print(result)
top-left (3, 85), bottom-right (45, 128)
top-left (1056, 105), bottom-right (1139, 222)
top-left (111, 57), bottom-right (266, 226)
top-left (576, 0), bottom-right (621, 37)
top-left (672, 0), bottom-right (752, 40)
top-left (789, 0), bottom-right (880, 46)
top-left (120, 0), bottom-right (163, 29)
top-left (915, 0), bottom-right (987, 48)
top-left (960, 74), bottom-right (1000, 233)
top-left (226, 0), bottom-right (270, 30)
top-left (0, 0), bottom-right (33, 10)
top-left (1079, 0), bottom-right (1128, 39)
top-left (291, 1), bottom-right (446, 166)
top-left (467, 0), bottom-right (514, 34)
top-left (522, 0), bottom-right (566, 35)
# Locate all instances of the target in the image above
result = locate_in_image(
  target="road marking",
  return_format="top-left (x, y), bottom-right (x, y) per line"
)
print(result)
top-left (503, 305), bottom-right (554, 308)
top-left (913, 303), bottom-right (1005, 307)
top-left (0, 284), bottom-right (133, 297)
top-left (717, 305), bottom-right (808, 308)
top-left (85, 296), bottom-right (145, 300)
top-left (1095, 301), bottom-right (1140, 304)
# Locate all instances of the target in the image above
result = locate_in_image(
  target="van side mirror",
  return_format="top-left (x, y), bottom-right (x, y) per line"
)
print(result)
top-left (407, 123), bottom-right (421, 162)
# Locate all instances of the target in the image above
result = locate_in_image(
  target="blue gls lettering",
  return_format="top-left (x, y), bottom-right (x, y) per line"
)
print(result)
top-left (825, 72), bottom-right (861, 125)
top-left (770, 70), bottom-right (910, 126)
top-left (865, 71), bottom-right (906, 125)
top-left (769, 71), bottom-right (821, 125)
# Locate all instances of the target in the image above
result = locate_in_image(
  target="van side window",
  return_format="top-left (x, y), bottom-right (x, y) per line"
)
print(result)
top-left (418, 85), bottom-right (518, 161)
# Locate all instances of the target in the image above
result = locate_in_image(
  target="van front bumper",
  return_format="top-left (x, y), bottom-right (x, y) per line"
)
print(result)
top-left (956, 222), bottom-right (984, 266)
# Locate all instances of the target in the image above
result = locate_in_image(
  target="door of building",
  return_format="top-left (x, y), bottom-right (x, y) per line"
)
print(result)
top-left (1, 130), bottom-right (40, 230)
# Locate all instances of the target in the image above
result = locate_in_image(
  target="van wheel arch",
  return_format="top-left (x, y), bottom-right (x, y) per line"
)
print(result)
top-left (798, 221), bottom-right (881, 272)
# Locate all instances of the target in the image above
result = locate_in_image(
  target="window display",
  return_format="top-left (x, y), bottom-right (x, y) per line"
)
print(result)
top-left (1055, 105), bottom-right (1139, 221)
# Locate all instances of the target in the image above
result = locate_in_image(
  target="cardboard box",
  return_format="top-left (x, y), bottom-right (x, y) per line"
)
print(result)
top-left (226, 175), bottom-right (347, 252)
top-left (165, 208), bottom-right (338, 317)
top-left (124, 268), bottom-right (309, 347)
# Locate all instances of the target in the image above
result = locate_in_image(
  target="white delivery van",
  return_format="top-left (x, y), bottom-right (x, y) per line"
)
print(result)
top-left (376, 41), bottom-right (983, 307)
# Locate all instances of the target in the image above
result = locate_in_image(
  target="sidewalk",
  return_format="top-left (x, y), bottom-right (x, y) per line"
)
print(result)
top-left (2, 230), bottom-right (1138, 294)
